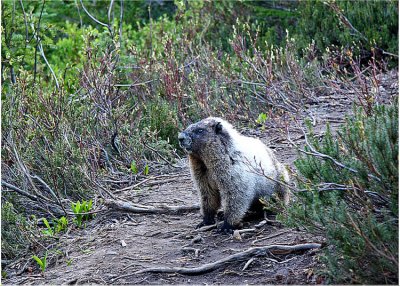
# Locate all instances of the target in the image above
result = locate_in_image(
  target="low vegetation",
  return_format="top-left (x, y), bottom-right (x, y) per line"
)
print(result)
top-left (284, 104), bottom-right (398, 283)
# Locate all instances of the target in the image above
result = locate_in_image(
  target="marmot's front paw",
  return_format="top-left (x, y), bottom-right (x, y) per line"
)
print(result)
top-left (218, 221), bottom-right (234, 234)
top-left (217, 210), bottom-right (225, 220)
top-left (195, 217), bottom-right (215, 229)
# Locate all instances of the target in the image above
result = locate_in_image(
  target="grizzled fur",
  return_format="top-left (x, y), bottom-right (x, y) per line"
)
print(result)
top-left (178, 117), bottom-right (290, 233)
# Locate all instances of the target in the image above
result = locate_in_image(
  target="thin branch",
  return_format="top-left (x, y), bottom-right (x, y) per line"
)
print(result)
top-left (1, 179), bottom-right (52, 204)
top-left (79, 0), bottom-right (108, 28)
top-left (325, 2), bottom-right (368, 42)
top-left (33, 0), bottom-right (45, 85)
top-left (30, 174), bottom-right (57, 201)
top-left (66, 208), bottom-right (107, 216)
top-left (381, 50), bottom-right (398, 58)
top-left (1, 181), bottom-right (38, 202)
top-left (251, 229), bottom-right (292, 245)
top-left (37, 41), bottom-right (60, 89)
top-left (119, 0), bottom-right (123, 48)
top-left (287, 125), bottom-right (381, 182)
top-left (74, 0), bottom-right (83, 28)
top-left (107, 0), bottom-right (115, 37)
top-left (143, 142), bottom-right (181, 169)
top-left (107, 0), bottom-right (115, 27)
top-left (115, 79), bottom-right (155, 87)
top-left (19, 0), bottom-right (28, 42)
top-left (9, 0), bottom-right (16, 46)
top-left (347, 212), bottom-right (398, 266)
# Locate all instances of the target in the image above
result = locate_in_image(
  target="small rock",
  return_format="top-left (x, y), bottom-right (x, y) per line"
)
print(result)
top-left (106, 251), bottom-right (118, 255)
top-left (233, 230), bottom-right (242, 240)
top-left (121, 240), bottom-right (127, 247)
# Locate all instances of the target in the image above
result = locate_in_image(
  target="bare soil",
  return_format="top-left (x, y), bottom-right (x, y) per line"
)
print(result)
top-left (4, 170), bottom-right (325, 285)
top-left (3, 70), bottom-right (397, 285)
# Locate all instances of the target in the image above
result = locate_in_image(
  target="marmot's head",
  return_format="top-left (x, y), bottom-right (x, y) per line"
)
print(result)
top-left (178, 117), bottom-right (234, 156)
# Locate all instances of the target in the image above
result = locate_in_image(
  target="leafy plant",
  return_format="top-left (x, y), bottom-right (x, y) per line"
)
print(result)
top-left (54, 217), bottom-right (68, 233)
top-left (130, 160), bottom-right (138, 174)
top-left (41, 218), bottom-right (55, 237)
top-left (256, 113), bottom-right (268, 129)
top-left (66, 258), bottom-right (73, 266)
top-left (40, 216), bottom-right (68, 236)
top-left (71, 200), bottom-right (94, 228)
top-left (32, 252), bottom-right (48, 273)
top-left (284, 104), bottom-right (398, 284)
top-left (144, 164), bottom-right (150, 176)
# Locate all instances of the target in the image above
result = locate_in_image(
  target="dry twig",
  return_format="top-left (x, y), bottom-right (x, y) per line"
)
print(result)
top-left (105, 200), bottom-right (200, 214)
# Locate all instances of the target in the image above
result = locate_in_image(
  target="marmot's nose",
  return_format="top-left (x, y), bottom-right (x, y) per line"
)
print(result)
top-left (178, 132), bottom-right (186, 144)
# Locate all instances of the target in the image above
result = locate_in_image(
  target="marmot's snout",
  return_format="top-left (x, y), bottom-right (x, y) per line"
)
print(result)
top-left (178, 132), bottom-right (192, 152)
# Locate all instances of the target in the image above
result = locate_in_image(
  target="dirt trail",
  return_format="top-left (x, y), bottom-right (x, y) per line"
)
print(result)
top-left (3, 70), bottom-right (397, 285)
top-left (5, 169), bottom-right (324, 285)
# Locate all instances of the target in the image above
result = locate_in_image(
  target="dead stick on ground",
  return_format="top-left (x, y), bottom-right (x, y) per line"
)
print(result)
top-left (251, 229), bottom-right (292, 245)
top-left (242, 258), bottom-right (255, 271)
top-left (105, 199), bottom-right (200, 214)
top-left (196, 223), bottom-right (220, 232)
top-left (134, 243), bottom-right (321, 275)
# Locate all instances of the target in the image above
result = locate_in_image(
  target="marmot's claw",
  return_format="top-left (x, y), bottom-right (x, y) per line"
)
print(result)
top-left (218, 221), bottom-right (234, 234)
top-left (195, 221), bottom-right (206, 229)
top-left (217, 210), bottom-right (225, 220)
top-left (195, 218), bottom-right (215, 229)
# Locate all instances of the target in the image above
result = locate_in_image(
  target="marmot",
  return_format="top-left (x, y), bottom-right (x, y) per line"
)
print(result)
top-left (178, 117), bottom-right (290, 233)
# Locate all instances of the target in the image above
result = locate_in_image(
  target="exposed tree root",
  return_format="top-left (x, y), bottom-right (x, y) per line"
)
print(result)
top-left (134, 243), bottom-right (321, 275)
top-left (105, 199), bottom-right (200, 214)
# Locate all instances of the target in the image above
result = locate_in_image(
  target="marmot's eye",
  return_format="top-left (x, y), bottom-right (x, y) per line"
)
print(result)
top-left (195, 129), bottom-right (205, 134)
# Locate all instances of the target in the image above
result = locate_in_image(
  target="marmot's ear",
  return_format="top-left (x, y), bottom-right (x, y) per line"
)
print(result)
top-left (215, 122), bottom-right (223, 134)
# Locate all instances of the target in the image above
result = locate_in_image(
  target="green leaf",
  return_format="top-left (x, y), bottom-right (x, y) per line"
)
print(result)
top-left (42, 252), bottom-right (47, 271)
top-left (130, 160), bottom-right (138, 174)
top-left (42, 218), bottom-right (51, 229)
top-left (32, 255), bottom-right (44, 270)
top-left (144, 164), bottom-right (149, 175)
top-left (42, 229), bottom-right (53, 236)
top-left (256, 112), bottom-right (268, 124)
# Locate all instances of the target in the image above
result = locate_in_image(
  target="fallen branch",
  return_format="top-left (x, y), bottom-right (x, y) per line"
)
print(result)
top-left (251, 229), bottom-right (292, 245)
top-left (105, 200), bottom-right (200, 214)
top-left (1, 181), bottom-right (39, 202)
top-left (242, 258), bottom-right (255, 271)
top-left (196, 223), bottom-right (220, 232)
top-left (134, 243), bottom-right (321, 275)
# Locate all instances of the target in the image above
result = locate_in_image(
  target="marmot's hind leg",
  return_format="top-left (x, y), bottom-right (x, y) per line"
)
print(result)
top-left (244, 199), bottom-right (266, 220)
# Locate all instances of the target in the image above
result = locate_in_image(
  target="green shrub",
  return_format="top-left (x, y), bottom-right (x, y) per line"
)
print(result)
top-left (294, 0), bottom-right (398, 56)
top-left (140, 100), bottom-right (182, 149)
top-left (1, 202), bottom-right (33, 259)
top-left (284, 104), bottom-right (398, 284)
